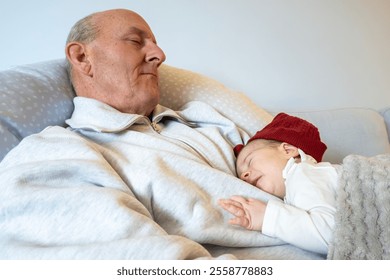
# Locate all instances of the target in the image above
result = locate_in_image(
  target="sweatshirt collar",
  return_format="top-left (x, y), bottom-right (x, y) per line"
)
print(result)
top-left (66, 97), bottom-right (191, 132)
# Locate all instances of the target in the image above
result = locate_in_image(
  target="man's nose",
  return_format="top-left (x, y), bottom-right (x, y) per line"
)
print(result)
top-left (146, 43), bottom-right (166, 66)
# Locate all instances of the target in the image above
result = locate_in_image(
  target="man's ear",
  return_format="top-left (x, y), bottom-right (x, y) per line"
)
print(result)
top-left (279, 142), bottom-right (300, 158)
top-left (65, 42), bottom-right (92, 76)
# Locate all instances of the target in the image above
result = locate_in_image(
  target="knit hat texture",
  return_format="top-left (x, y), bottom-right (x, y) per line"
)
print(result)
top-left (234, 113), bottom-right (327, 162)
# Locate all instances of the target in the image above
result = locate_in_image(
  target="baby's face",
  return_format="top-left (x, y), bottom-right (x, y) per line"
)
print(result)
top-left (236, 141), bottom-right (288, 199)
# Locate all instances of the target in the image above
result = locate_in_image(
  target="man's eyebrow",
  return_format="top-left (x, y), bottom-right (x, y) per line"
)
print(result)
top-left (127, 27), bottom-right (146, 36)
top-left (125, 27), bottom-right (156, 43)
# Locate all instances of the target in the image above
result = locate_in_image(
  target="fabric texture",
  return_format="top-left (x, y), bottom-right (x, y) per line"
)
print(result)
top-left (328, 153), bottom-right (390, 259)
top-left (0, 98), bottom-right (295, 260)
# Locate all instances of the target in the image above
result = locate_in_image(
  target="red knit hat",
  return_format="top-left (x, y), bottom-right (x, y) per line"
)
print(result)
top-left (234, 113), bottom-right (327, 162)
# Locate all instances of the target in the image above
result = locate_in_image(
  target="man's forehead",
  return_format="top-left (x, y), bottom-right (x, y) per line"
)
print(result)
top-left (100, 13), bottom-right (153, 37)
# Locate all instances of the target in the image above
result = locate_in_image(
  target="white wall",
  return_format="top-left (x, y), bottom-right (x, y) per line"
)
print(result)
top-left (1, 0), bottom-right (389, 111)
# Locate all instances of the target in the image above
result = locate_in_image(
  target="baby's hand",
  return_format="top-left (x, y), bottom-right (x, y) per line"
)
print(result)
top-left (218, 196), bottom-right (266, 231)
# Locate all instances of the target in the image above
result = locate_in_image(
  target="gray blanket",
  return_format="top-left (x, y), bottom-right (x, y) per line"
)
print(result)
top-left (328, 153), bottom-right (390, 260)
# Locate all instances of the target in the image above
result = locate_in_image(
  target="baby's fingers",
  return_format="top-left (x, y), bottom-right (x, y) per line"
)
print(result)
top-left (229, 216), bottom-right (250, 229)
top-left (218, 199), bottom-right (245, 217)
top-left (230, 195), bottom-right (249, 205)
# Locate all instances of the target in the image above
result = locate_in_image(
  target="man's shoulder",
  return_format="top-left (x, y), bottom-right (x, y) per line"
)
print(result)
top-left (0, 125), bottom-right (97, 168)
top-left (12, 125), bottom-right (86, 153)
top-left (28, 125), bottom-right (81, 141)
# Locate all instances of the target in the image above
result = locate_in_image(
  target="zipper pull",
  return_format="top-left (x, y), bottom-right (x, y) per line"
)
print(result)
top-left (151, 121), bottom-right (160, 133)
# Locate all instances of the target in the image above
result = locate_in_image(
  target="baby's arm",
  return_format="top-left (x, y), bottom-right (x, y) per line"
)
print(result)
top-left (218, 196), bottom-right (266, 231)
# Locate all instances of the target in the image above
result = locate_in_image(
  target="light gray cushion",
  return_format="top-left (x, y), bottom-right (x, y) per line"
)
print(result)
top-left (0, 59), bottom-right (74, 159)
top-left (282, 109), bottom-right (390, 163)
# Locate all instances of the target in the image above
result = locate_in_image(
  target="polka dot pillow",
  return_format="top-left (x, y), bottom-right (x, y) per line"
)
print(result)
top-left (0, 59), bottom-right (271, 160)
top-left (0, 60), bottom-right (75, 160)
top-left (158, 63), bottom-right (272, 134)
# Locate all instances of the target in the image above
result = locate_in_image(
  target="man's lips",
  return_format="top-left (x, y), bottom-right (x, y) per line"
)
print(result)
top-left (141, 72), bottom-right (157, 77)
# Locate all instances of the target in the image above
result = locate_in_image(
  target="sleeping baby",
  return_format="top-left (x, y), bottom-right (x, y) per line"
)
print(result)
top-left (219, 113), bottom-right (339, 255)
